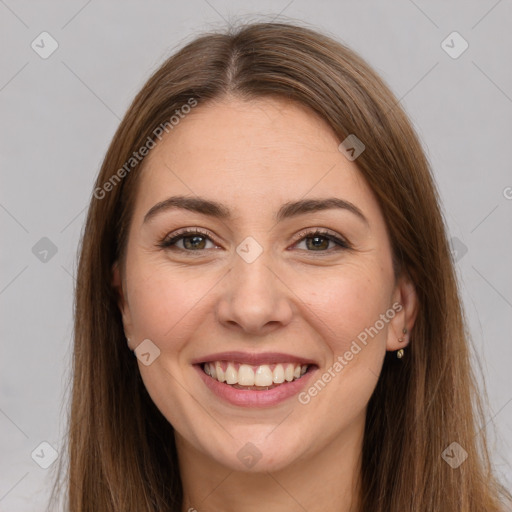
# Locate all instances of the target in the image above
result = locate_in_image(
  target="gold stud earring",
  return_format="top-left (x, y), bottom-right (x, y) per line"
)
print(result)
top-left (396, 348), bottom-right (404, 359)
top-left (398, 327), bottom-right (408, 343)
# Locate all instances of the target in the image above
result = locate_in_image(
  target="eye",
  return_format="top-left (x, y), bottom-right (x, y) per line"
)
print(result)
top-left (292, 229), bottom-right (352, 252)
top-left (157, 227), bottom-right (351, 253)
top-left (157, 228), bottom-right (218, 251)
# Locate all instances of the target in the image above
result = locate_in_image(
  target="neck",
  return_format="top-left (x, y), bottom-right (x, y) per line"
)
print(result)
top-left (177, 412), bottom-right (365, 512)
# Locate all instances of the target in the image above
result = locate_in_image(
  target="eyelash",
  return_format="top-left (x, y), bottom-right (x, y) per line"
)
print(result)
top-left (157, 227), bottom-right (352, 254)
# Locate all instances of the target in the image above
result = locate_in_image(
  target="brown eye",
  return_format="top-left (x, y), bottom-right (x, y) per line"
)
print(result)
top-left (294, 229), bottom-right (351, 252)
top-left (304, 235), bottom-right (331, 251)
top-left (158, 229), bottom-right (216, 251)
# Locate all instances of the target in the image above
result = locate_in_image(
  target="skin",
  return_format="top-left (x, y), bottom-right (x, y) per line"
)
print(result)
top-left (112, 95), bottom-right (418, 512)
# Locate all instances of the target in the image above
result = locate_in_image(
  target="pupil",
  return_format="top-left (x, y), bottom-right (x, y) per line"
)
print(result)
top-left (185, 235), bottom-right (205, 249)
top-left (308, 236), bottom-right (328, 250)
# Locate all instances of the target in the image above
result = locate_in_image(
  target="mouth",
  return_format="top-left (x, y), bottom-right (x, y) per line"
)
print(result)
top-left (192, 352), bottom-right (319, 407)
top-left (200, 361), bottom-right (314, 391)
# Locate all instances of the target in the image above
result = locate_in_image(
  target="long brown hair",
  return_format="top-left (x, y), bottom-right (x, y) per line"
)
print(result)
top-left (49, 20), bottom-right (512, 511)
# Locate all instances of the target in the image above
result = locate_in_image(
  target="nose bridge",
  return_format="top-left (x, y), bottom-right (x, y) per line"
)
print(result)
top-left (234, 240), bottom-right (275, 294)
top-left (216, 235), bottom-right (293, 333)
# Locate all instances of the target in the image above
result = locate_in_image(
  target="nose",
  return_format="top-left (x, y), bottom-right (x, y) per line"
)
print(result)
top-left (215, 248), bottom-right (294, 336)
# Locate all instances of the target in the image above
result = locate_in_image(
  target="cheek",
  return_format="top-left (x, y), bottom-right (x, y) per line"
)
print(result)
top-left (125, 260), bottom-right (218, 347)
top-left (297, 263), bottom-right (393, 355)
top-left (124, 262), bottom-right (217, 433)
top-left (294, 269), bottom-right (390, 423)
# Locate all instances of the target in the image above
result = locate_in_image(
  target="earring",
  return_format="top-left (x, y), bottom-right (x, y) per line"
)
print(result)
top-left (397, 327), bottom-right (407, 358)
top-left (398, 327), bottom-right (407, 343)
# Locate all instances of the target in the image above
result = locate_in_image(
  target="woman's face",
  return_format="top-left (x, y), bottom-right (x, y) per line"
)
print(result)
top-left (113, 96), bottom-right (415, 472)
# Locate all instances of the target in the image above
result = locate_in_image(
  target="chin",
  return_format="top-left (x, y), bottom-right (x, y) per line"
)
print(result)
top-left (199, 431), bottom-right (308, 473)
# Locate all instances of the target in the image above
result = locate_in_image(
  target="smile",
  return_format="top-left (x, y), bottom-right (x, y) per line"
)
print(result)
top-left (202, 361), bottom-right (309, 390)
top-left (193, 353), bottom-right (318, 407)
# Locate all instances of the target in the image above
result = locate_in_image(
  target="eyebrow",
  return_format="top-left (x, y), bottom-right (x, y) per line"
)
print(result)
top-left (143, 195), bottom-right (369, 226)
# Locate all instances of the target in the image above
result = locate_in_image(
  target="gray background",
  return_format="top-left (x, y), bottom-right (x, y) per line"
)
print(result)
top-left (1, 0), bottom-right (511, 509)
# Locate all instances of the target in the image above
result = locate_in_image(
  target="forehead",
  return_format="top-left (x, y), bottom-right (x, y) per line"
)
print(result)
top-left (132, 96), bottom-right (376, 223)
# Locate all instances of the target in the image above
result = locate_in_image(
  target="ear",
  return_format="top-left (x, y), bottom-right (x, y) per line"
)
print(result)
top-left (112, 260), bottom-right (134, 349)
top-left (386, 271), bottom-right (418, 352)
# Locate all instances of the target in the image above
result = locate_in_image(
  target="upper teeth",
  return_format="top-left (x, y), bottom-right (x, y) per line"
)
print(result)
top-left (203, 361), bottom-right (308, 386)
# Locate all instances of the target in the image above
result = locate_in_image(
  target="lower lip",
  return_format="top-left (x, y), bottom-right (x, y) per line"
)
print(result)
top-left (194, 364), bottom-right (318, 407)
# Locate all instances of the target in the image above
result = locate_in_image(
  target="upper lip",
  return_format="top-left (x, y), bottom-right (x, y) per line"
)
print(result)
top-left (191, 351), bottom-right (318, 366)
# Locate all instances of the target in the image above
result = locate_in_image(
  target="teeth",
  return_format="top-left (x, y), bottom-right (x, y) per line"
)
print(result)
top-left (215, 362), bottom-right (225, 383)
top-left (203, 361), bottom-right (309, 386)
top-left (238, 364), bottom-right (255, 386)
top-left (273, 364), bottom-right (285, 383)
top-left (254, 365), bottom-right (273, 386)
top-left (284, 364), bottom-right (294, 382)
top-left (225, 363), bottom-right (237, 385)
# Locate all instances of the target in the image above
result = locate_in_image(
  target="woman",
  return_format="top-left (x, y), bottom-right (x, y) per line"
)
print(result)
top-left (49, 21), bottom-right (511, 511)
